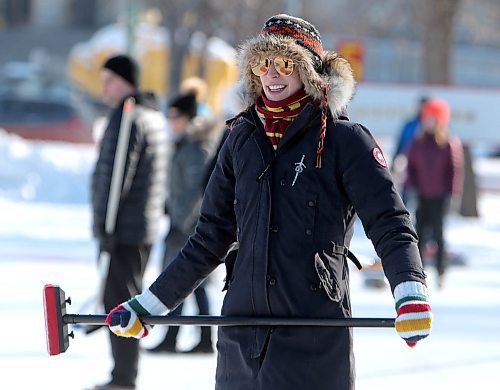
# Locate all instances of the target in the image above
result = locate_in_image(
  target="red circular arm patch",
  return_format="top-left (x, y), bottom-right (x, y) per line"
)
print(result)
top-left (372, 147), bottom-right (388, 168)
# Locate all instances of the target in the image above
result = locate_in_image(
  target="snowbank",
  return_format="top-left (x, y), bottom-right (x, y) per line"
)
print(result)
top-left (0, 129), bottom-right (96, 203)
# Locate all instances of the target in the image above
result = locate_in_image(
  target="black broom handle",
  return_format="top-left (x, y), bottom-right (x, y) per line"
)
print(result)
top-left (64, 314), bottom-right (395, 328)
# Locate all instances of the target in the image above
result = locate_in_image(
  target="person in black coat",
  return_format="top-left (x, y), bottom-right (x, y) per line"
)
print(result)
top-left (89, 54), bottom-right (169, 390)
top-left (104, 15), bottom-right (432, 390)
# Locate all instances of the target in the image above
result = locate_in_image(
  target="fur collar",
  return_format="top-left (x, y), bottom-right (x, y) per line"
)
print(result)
top-left (237, 34), bottom-right (356, 119)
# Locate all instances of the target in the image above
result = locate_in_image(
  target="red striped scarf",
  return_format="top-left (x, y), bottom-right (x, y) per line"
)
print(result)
top-left (255, 88), bottom-right (313, 150)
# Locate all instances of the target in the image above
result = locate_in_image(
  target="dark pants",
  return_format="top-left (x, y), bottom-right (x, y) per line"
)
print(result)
top-left (161, 227), bottom-right (211, 346)
top-left (164, 281), bottom-right (211, 342)
top-left (415, 196), bottom-right (449, 276)
top-left (101, 242), bottom-right (151, 387)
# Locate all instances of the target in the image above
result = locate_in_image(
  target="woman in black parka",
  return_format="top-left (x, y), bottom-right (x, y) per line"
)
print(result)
top-left (105, 14), bottom-right (433, 390)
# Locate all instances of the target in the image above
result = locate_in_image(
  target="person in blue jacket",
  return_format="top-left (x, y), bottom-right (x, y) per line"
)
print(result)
top-left (391, 96), bottom-right (429, 204)
top-left (104, 15), bottom-right (432, 390)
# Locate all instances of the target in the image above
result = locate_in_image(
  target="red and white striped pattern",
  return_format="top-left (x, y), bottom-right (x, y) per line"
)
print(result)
top-left (394, 281), bottom-right (433, 347)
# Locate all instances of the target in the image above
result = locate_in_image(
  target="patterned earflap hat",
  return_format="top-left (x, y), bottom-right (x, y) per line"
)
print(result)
top-left (238, 14), bottom-right (356, 167)
top-left (260, 14), bottom-right (324, 72)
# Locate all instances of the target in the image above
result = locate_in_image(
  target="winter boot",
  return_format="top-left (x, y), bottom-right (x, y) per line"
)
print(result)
top-left (184, 326), bottom-right (214, 354)
top-left (145, 326), bottom-right (180, 353)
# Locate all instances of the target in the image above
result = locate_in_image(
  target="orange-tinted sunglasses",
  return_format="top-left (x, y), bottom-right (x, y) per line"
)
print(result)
top-left (250, 56), bottom-right (295, 76)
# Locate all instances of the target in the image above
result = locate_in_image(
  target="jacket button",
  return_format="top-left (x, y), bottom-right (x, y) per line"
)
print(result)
top-left (280, 179), bottom-right (287, 186)
top-left (270, 225), bottom-right (279, 233)
top-left (308, 200), bottom-right (315, 207)
top-left (305, 228), bottom-right (312, 236)
top-left (269, 278), bottom-right (276, 286)
top-left (310, 284), bottom-right (318, 291)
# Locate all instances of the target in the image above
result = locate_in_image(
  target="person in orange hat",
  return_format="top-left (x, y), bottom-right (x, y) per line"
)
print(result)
top-left (407, 98), bottom-right (464, 288)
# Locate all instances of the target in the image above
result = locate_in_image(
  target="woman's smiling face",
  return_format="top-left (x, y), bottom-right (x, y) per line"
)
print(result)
top-left (259, 61), bottom-right (303, 101)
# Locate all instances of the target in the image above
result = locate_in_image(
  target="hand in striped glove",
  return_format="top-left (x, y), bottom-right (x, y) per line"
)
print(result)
top-left (106, 289), bottom-right (168, 339)
top-left (394, 281), bottom-right (433, 347)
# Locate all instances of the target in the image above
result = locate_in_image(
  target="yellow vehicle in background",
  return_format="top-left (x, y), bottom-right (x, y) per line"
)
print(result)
top-left (67, 20), bottom-right (239, 115)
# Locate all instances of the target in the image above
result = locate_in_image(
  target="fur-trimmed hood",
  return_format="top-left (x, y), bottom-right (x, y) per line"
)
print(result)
top-left (237, 33), bottom-right (356, 119)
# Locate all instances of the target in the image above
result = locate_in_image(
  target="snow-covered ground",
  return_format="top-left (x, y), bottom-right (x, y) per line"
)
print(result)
top-left (1, 130), bottom-right (499, 389)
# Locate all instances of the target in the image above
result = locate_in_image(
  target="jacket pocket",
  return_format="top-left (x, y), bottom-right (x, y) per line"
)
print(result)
top-left (222, 243), bottom-right (239, 291)
top-left (314, 249), bottom-right (345, 302)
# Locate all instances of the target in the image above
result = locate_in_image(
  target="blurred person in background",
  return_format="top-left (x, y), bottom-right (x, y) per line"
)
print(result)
top-left (180, 76), bottom-right (213, 118)
top-left (103, 14), bottom-right (432, 389)
top-left (406, 98), bottom-right (464, 289)
top-left (146, 92), bottom-right (218, 354)
top-left (89, 54), bottom-right (169, 390)
top-left (391, 96), bottom-right (429, 206)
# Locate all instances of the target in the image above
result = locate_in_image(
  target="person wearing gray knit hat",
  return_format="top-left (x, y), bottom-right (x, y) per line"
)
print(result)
top-left (103, 14), bottom-right (431, 390)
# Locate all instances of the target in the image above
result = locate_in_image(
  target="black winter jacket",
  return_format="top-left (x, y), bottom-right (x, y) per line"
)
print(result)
top-left (149, 103), bottom-right (426, 390)
top-left (91, 93), bottom-right (169, 245)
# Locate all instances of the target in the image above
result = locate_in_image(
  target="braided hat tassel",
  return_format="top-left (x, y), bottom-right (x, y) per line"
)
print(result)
top-left (315, 84), bottom-right (329, 168)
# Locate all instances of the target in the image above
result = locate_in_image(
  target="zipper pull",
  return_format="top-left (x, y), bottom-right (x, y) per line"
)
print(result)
top-left (256, 163), bottom-right (271, 182)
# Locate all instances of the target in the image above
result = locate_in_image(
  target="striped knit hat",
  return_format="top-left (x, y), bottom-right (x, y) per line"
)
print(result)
top-left (260, 14), bottom-right (324, 72)
top-left (237, 14), bottom-right (356, 168)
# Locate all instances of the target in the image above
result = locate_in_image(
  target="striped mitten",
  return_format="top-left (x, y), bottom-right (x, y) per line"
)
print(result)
top-left (106, 289), bottom-right (168, 339)
top-left (394, 281), bottom-right (432, 347)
